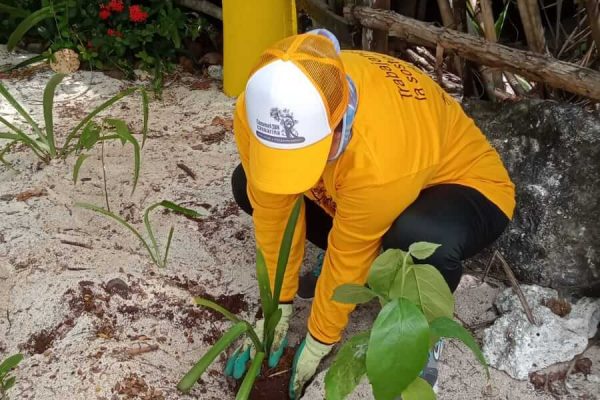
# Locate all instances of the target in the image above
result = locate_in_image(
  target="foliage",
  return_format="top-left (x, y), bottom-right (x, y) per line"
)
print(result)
top-left (177, 198), bottom-right (302, 399)
top-left (325, 243), bottom-right (488, 400)
top-left (0, 353), bottom-right (23, 400)
top-left (0, 73), bottom-right (148, 193)
top-left (0, 0), bottom-right (211, 89)
top-left (76, 200), bottom-right (206, 268)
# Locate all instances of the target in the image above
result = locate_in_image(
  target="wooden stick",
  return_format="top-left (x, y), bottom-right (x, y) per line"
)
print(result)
top-left (174, 0), bottom-right (222, 20)
top-left (345, 6), bottom-right (600, 100)
top-left (585, 0), bottom-right (600, 58)
top-left (517, 0), bottom-right (547, 53)
top-left (297, 0), bottom-right (354, 46)
top-left (361, 0), bottom-right (391, 53)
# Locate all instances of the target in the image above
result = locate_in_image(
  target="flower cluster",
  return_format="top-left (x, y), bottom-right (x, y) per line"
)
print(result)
top-left (128, 5), bottom-right (149, 23)
top-left (98, 0), bottom-right (148, 25)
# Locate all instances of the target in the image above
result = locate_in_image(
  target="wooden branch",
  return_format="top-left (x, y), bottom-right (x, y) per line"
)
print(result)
top-left (174, 0), bottom-right (222, 20)
top-left (361, 0), bottom-right (390, 52)
top-left (478, 0), bottom-right (503, 94)
top-left (345, 6), bottom-right (600, 100)
top-left (436, 0), bottom-right (454, 28)
top-left (516, 0), bottom-right (546, 53)
top-left (585, 0), bottom-right (600, 57)
top-left (297, 0), bottom-right (354, 46)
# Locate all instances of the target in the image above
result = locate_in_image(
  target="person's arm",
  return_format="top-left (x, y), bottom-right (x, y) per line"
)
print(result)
top-left (233, 95), bottom-right (306, 301)
top-left (307, 172), bottom-right (431, 344)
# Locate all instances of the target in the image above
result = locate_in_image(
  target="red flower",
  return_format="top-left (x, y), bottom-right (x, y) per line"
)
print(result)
top-left (86, 40), bottom-right (94, 49)
top-left (108, 0), bottom-right (124, 12)
top-left (128, 5), bottom-right (148, 23)
top-left (107, 28), bottom-right (123, 37)
top-left (99, 5), bottom-right (111, 20)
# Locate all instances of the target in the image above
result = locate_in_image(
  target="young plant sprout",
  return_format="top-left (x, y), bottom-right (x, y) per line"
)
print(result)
top-left (326, 242), bottom-right (489, 400)
top-left (76, 200), bottom-right (206, 268)
top-left (0, 73), bottom-right (149, 196)
top-left (177, 197), bottom-right (302, 399)
top-left (0, 353), bottom-right (23, 400)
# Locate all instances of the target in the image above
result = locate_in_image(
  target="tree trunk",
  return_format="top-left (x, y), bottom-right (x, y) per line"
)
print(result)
top-left (174, 0), bottom-right (222, 20)
top-left (345, 6), bottom-right (600, 100)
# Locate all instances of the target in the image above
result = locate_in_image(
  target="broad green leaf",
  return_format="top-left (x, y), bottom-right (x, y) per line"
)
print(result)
top-left (75, 202), bottom-right (157, 265)
top-left (430, 317), bottom-right (489, 378)
top-left (366, 298), bottom-right (430, 400)
top-left (325, 331), bottom-right (369, 400)
top-left (264, 307), bottom-right (282, 356)
top-left (0, 354), bottom-right (23, 374)
top-left (79, 121), bottom-right (101, 149)
top-left (368, 249), bottom-right (405, 297)
top-left (272, 197), bottom-right (302, 304)
top-left (7, 5), bottom-right (63, 51)
top-left (402, 377), bottom-right (435, 400)
top-left (177, 321), bottom-right (248, 393)
top-left (159, 200), bottom-right (208, 218)
top-left (408, 242), bottom-right (441, 260)
top-left (332, 284), bottom-right (377, 304)
top-left (43, 74), bottom-right (66, 156)
top-left (64, 87), bottom-right (137, 149)
top-left (72, 154), bottom-right (90, 184)
top-left (3, 375), bottom-right (16, 390)
top-left (104, 118), bottom-right (140, 194)
top-left (256, 248), bottom-right (274, 319)
top-left (390, 264), bottom-right (454, 321)
top-left (235, 351), bottom-right (264, 400)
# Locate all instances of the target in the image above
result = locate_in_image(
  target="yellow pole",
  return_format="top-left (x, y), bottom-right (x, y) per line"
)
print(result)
top-left (222, 0), bottom-right (297, 97)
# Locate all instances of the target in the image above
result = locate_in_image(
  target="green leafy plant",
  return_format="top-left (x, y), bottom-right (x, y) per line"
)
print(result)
top-left (0, 353), bottom-right (23, 400)
top-left (177, 197), bottom-right (302, 399)
top-left (75, 200), bottom-right (206, 268)
top-left (0, 73), bottom-right (148, 190)
top-left (326, 243), bottom-right (488, 400)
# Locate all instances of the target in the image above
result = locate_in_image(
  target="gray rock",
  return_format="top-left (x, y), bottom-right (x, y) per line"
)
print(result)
top-left (463, 100), bottom-right (600, 296)
top-left (483, 286), bottom-right (600, 380)
top-left (495, 285), bottom-right (557, 314)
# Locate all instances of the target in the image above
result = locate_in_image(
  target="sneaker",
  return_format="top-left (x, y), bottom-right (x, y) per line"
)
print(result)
top-left (420, 339), bottom-right (444, 392)
top-left (296, 252), bottom-right (324, 300)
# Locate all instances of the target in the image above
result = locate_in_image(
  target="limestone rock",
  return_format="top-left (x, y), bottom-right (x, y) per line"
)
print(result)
top-left (483, 285), bottom-right (600, 380)
top-left (463, 100), bottom-right (600, 295)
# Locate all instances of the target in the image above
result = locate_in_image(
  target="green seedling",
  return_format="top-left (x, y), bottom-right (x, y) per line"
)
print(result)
top-left (76, 200), bottom-right (205, 268)
top-left (0, 74), bottom-right (149, 195)
top-left (177, 197), bottom-right (302, 400)
top-left (0, 353), bottom-right (23, 400)
top-left (326, 243), bottom-right (489, 400)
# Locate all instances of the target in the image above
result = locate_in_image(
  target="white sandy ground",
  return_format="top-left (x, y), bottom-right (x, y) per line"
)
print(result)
top-left (0, 45), bottom-right (598, 399)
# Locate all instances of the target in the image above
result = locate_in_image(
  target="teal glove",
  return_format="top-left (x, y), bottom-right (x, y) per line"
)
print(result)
top-left (289, 333), bottom-right (334, 399)
top-left (225, 304), bottom-right (292, 379)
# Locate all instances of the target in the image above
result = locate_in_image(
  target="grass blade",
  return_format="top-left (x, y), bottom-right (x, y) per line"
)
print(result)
top-left (177, 321), bottom-right (248, 393)
top-left (495, 1), bottom-right (511, 38)
top-left (7, 5), bottom-right (62, 51)
top-left (0, 4), bottom-right (29, 18)
top-left (162, 226), bottom-right (174, 267)
top-left (0, 133), bottom-right (19, 140)
top-left (141, 88), bottom-right (149, 147)
top-left (75, 202), bottom-right (157, 265)
top-left (0, 116), bottom-right (47, 156)
top-left (143, 202), bottom-right (163, 265)
top-left (159, 200), bottom-right (208, 218)
top-left (0, 82), bottom-right (44, 142)
top-left (272, 197), bottom-right (302, 304)
top-left (256, 248), bottom-right (274, 321)
top-left (1, 54), bottom-right (48, 73)
top-left (64, 87), bottom-right (137, 149)
top-left (0, 141), bottom-right (17, 167)
top-left (72, 154), bottom-right (90, 184)
top-left (104, 118), bottom-right (140, 194)
top-left (43, 74), bottom-right (66, 157)
top-left (235, 351), bottom-right (265, 400)
top-left (194, 297), bottom-right (242, 323)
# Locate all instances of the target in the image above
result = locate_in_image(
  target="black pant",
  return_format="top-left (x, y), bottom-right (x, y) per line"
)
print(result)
top-left (232, 164), bottom-right (509, 292)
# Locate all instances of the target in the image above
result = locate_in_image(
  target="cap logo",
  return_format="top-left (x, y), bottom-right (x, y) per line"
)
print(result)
top-left (255, 107), bottom-right (306, 145)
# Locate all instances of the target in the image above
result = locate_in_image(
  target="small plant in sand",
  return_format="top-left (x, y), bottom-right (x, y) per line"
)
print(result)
top-left (177, 198), bottom-right (302, 399)
top-left (0, 353), bottom-right (23, 400)
top-left (76, 200), bottom-right (206, 268)
top-left (325, 243), bottom-right (489, 400)
top-left (0, 73), bottom-right (148, 193)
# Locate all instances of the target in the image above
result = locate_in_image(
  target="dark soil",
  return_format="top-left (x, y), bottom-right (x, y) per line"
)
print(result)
top-left (231, 347), bottom-right (296, 400)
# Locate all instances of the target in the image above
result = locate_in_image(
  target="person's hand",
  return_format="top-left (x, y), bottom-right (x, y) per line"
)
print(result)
top-left (225, 304), bottom-right (292, 379)
top-left (289, 333), bottom-right (334, 399)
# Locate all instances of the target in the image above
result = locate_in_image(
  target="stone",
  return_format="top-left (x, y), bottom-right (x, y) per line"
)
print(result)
top-left (483, 285), bottom-right (600, 380)
top-left (463, 100), bottom-right (600, 296)
top-left (104, 278), bottom-right (130, 299)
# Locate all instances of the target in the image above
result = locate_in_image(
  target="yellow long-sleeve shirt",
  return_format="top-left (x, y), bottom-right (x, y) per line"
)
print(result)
top-left (233, 50), bottom-right (515, 344)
